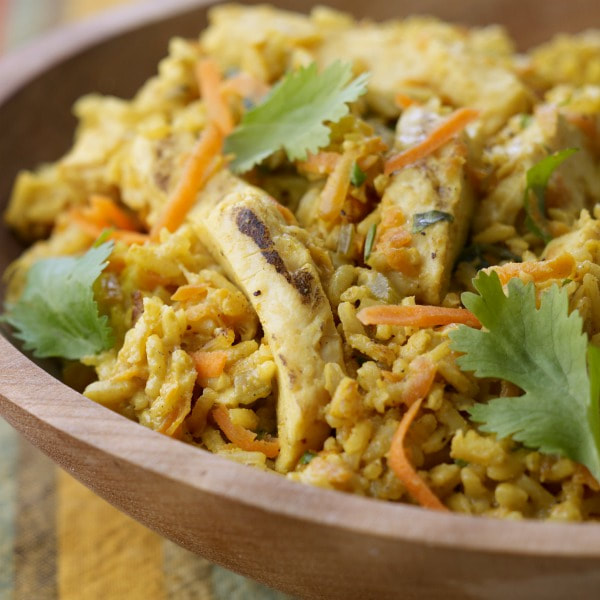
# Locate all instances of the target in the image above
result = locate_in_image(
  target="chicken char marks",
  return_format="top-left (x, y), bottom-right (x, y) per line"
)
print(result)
top-left (190, 178), bottom-right (345, 472)
top-left (235, 206), bottom-right (317, 306)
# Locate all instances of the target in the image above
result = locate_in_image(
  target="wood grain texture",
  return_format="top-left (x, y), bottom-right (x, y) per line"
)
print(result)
top-left (2, 1), bottom-right (600, 599)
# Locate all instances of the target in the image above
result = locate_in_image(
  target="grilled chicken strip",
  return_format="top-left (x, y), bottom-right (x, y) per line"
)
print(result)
top-left (371, 104), bottom-right (475, 305)
top-left (191, 180), bottom-right (345, 471)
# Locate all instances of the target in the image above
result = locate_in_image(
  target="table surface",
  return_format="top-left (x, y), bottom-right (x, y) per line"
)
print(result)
top-left (0, 1), bottom-right (292, 598)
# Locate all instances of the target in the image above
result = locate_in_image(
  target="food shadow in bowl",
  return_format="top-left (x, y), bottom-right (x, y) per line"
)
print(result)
top-left (1, 1), bottom-right (600, 599)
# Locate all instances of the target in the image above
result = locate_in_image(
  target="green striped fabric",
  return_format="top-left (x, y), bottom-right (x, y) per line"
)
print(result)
top-left (0, 419), bottom-right (17, 600)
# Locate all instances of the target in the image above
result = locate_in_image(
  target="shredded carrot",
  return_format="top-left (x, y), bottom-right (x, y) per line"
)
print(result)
top-left (196, 58), bottom-right (233, 135)
top-left (401, 356), bottom-right (437, 406)
top-left (108, 230), bottom-right (149, 245)
top-left (384, 107), bottom-right (479, 175)
top-left (274, 202), bottom-right (296, 225)
top-left (375, 226), bottom-right (416, 273)
top-left (220, 71), bottom-right (270, 102)
top-left (171, 284), bottom-right (208, 302)
top-left (150, 123), bottom-right (223, 241)
top-left (388, 397), bottom-right (448, 510)
top-left (299, 151), bottom-right (341, 175)
top-left (300, 137), bottom-right (387, 177)
top-left (263, 196), bottom-right (296, 225)
top-left (212, 405), bottom-right (280, 458)
top-left (192, 350), bottom-right (228, 379)
top-left (69, 210), bottom-right (105, 237)
top-left (89, 195), bottom-right (138, 231)
top-left (395, 92), bottom-right (418, 109)
top-left (158, 403), bottom-right (188, 438)
top-left (377, 227), bottom-right (412, 251)
top-left (382, 247), bottom-right (421, 276)
top-left (487, 253), bottom-right (575, 285)
top-left (69, 209), bottom-right (148, 245)
top-left (357, 304), bottom-right (481, 329)
top-left (319, 149), bottom-right (359, 222)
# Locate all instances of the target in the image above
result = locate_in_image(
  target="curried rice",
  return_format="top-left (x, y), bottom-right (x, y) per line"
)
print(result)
top-left (5, 4), bottom-right (600, 520)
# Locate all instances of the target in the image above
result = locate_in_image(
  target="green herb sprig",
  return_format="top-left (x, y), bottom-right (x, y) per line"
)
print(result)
top-left (225, 61), bottom-right (368, 173)
top-left (1, 242), bottom-right (115, 360)
top-left (449, 270), bottom-right (600, 480)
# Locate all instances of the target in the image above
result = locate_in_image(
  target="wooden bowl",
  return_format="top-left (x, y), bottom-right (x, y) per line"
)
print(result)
top-left (2, 1), bottom-right (600, 598)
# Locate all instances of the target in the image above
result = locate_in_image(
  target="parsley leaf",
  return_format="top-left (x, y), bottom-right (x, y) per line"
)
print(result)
top-left (523, 148), bottom-right (578, 243)
top-left (2, 242), bottom-right (115, 360)
top-left (364, 223), bottom-right (377, 262)
top-left (412, 210), bottom-right (454, 233)
top-left (449, 270), bottom-right (600, 480)
top-left (350, 162), bottom-right (367, 187)
top-left (224, 61), bottom-right (368, 173)
top-left (299, 451), bottom-right (317, 465)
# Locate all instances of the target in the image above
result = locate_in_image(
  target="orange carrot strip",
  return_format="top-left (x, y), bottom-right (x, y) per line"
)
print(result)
top-left (357, 305), bottom-right (481, 329)
top-left (401, 356), bottom-right (437, 407)
top-left (384, 107), bottom-right (479, 175)
top-left (196, 58), bottom-right (234, 135)
top-left (158, 402), bottom-right (189, 437)
top-left (375, 227), bottom-right (415, 273)
top-left (109, 230), bottom-right (148, 245)
top-left (319, 149), bottom-right (359, 222)
top-left (212, 405), bottom-right (280, 458)
top-left (300, 137), bottom-right (387, 177)
top-left (299, 151), bottom-right (341, 175)
top-left (381, 207), bottom-right (406, 229)
top-left (69, 211), bottom-right (104, 237)
top-left (89, 195), bottom-right (138, 231)
top-left (377, 227), bottom-right (412, 251)
top-left (69, 211), bottom-right (147, 245)
top-left (150, 123), bottom-right (223, 241)
top-left (220, 71), bottom-right (270, 101)
top-left (171, 284), bottom-right (208, 302)
top-left (192, 350), bottom-right (228, 379)
top-left (264, 196), bottom-right (296, 225)
top-left (395, 92), bottom-right (418, 109)
top-left (388, 397), bottom-right (448, 510)
top-left (487, 253), bottom-right (576, 286)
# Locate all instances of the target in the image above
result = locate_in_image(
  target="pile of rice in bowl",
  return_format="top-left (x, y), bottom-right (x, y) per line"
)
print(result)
top-left (5, 4), bottom-right (600, 520)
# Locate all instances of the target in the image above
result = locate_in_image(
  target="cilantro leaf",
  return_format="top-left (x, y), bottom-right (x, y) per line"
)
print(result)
top-left (449, 270), bottom-right (600, 480)
top-left (523, 148), bottom-right (578, 242)
top-left (224, 61), bottom-right (368, 173)
top-left (299, 451), bottom-right (317, 465)
top-left (412, 210), bottom-right (454, 233)
top-left (364, 223), bottom-right (377, 262)
top-left (350, 162), bottom-right (367, 187)
top-left (2, 242), bottom-right (115, 360)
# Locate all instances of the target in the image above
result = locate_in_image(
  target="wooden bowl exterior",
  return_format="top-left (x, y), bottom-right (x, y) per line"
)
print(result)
top-left (1, 1), bottom-right (600, 598)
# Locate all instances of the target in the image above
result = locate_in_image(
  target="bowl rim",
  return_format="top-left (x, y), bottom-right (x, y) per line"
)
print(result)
top-left (1, 0), bottom-right (600, 560)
